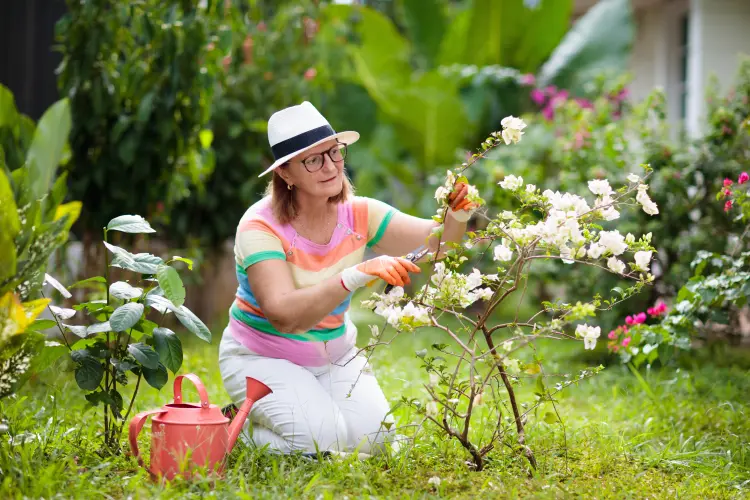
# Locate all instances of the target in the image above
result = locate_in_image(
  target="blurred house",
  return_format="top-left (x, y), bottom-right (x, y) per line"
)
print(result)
top-left (575, 0), bottom-right (750, 137)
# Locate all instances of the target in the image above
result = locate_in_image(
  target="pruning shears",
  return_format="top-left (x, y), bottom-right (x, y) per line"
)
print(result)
top-left (377, 244), bottom-right (431, 294)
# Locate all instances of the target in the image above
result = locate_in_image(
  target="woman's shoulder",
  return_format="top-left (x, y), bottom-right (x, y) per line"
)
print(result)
top-left (237, 196), bottom-right (282, 233)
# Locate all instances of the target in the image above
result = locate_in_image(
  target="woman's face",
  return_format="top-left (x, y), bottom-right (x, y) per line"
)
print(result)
top-left (282, 139), bottom-right (345, 199)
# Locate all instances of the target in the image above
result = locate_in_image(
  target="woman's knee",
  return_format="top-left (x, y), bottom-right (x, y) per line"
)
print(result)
top-left (286, 411), bottom-right (349, 453)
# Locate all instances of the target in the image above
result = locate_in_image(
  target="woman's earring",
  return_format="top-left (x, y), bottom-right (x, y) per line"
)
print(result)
top-left (287, 184), bottom-right (293, 191)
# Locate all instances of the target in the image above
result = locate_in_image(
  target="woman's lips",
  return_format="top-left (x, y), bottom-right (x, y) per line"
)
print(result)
top-left (322, 176), bottom-right (337, 183)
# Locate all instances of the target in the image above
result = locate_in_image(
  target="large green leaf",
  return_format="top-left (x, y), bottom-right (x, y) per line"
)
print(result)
top-left (106, 215), bottom-right (156, 234)
top-left (74, 355), bottom-right (105, 391)
top-left (110, 303), bottom-right (144, 332)
top-left (156, 265), bottom-right (185, 307)
top-left (25, 98), bottom-right (71, 203)
top-left (437, 0), bottom-right (572, 71)
top-left (142, 362), bottom-right (168, 389)
top-left (153, 327), bottom-right (183, 374)
top-left (0, 84), bottom-right (19, 127)
top-left (127, 342), bottom-right (160, 369)
top-left (104, 242), bottom-right (164, 274)
top-left (173, 305), bottom-right (212, 343)
top-left (399, 0), bottom-right (447, 68)
top-left (537, 0), bottom-right (634, 93)
top-left (0, 170), bottom-right (19, 283)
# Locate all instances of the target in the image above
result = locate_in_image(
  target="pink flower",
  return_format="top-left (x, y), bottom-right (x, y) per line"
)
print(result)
top-left (724, 189), bottom-right (732, 197)
top-left (635, 312), bottom-right (647, 324)
top-left (739, 172), bottom-right (749, 184)
top-left (725, 200), bottom-right (733, 212)
top-left (625, 315), bottom-right (634, 325)
top-left (520, 74), bottom-right (536, 86)
top-left (724, 178), bottom-right (734, 187)
top-left (617, 88), bottom-right (630, 101)
top-left (575, 98), bottom-right (593, 109)
top-left (622, 325), bottom-right (629, 334)
top-left (647, 307), bottom-right (655, 316)
top-left (542, 105), bottom-right (555, 121)
top-left (608, 330), bottom-right (618, 340)
top-left (544, 85), bottom-right (557, 96)
top-left (656, 302), bottom-right (667, 314)
top-left (622, 337), bottom-right (631, 347)
top-left (530, 89), bottom-right (546, 105)
top-left (304, 67), bottom-right (317, 81)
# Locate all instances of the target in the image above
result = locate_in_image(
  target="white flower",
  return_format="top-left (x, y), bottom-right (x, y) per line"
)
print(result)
top-left (627, 173), bottom-right (640, 183)
top-left (493, 243), bottom-right (513, 262)
top-left (428, 372), bottom-right (440, 387)
top-left (642, 344), bottom-right (657, 355)
top-left (598, 230), bottom-right (628, 256)
top-left (502, 340), bottom-right (513, 352)
top-left (500, 116), bottom-right (527, 144)
top-left (504, 358), bottom-right (521, 374)
top-left (559, 246), bottom-right (575, 264)
top-left (434, 186), bottom-right (450, 203)
top-left (607, 256), bottom-right (626, 274)
top-left (625, 233), bottom-right (635, 244)
top-left (587, 242), bottom-right (604, 259)
top-left (425, 401), bottom-right (438, 417)
top-left (588, 179), bottom-right (613, 197)
top-left (501, 210), bottom-right (515, 220)
top-left (466, 268), bottom-right (484, 290)
top-left (576, 324), bottom-right (601, 350)
top-left (428, 476), bottom-right (441, 487)
top-left (636, 185), bottom-right (659, 215)
top-left (485, 274), bottom-right (499, 281)
top-left (576, 246), bottom-right (587, 259)
top-left (595, 195), bottom-right (620, 221)
top-left (499, 175), bottom-right (524, 191)
top-left (368, 324), bottom-right (380, 338)
top-left (633, 250), bottom-right (653, 271)
top-left (473, 287), bottom-right (494, 301)
top-left (526, 184), bottom-right (536, 193)
top-left (473, 393), bottom-right (484, 406)
top-left (401, 302), bottom-right (430, 325)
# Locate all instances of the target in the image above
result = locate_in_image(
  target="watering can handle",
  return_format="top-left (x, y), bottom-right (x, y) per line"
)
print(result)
top-left (173, 373), bottom-right (211, 409)
top-left (128, 409), bottom-right (164, 469)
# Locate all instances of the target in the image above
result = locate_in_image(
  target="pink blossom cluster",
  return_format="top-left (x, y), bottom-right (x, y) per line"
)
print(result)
top-left (519, 74), bottom-right (628, 121)
top-left (606, 300), bottom-right (668, 353)
top-left (721, 172), bottom-right (749, 212)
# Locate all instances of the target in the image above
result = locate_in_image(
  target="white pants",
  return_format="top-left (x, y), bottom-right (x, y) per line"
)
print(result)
top-left (218, 328), bottom-right (395, 455)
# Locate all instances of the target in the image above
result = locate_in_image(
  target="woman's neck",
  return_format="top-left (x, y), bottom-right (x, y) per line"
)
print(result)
top-left (294, 191), bottom-right (334, 224)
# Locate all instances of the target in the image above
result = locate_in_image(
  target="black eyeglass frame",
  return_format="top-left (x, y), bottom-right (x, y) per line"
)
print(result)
top-left (295, 141), bottom-right (348, 173)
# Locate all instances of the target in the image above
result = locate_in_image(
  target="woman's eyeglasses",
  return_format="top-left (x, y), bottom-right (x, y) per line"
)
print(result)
top-left (298, 143), bottom-right (347, 173)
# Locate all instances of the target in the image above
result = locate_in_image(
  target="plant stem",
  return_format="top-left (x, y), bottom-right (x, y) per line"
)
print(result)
top-left (117, 372), bottom-right (142, 439)
top-left (483, 326), bottom-right (537, 471)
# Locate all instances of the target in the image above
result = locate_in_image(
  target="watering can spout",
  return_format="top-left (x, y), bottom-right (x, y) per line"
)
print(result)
top-left (226, 376), bottom-right (272, 451)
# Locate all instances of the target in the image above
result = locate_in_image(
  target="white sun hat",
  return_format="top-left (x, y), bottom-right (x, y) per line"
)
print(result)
top-left (258, 101), bottom-right (360, 177)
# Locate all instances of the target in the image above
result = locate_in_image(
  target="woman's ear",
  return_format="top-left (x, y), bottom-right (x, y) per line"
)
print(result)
top-left (276, 164), bottom-right (293, 185)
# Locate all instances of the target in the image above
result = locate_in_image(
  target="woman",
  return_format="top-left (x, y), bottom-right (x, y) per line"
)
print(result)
top-left (218, 101), bottom-right (478, 456)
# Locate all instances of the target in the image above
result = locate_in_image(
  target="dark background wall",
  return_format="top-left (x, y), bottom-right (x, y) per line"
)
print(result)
top-left (0, 0), bottom-right (68, 120)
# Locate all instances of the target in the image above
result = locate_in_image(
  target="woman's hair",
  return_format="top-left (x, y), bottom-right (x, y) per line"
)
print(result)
top-left (264, 165), bottom-right (354, 224)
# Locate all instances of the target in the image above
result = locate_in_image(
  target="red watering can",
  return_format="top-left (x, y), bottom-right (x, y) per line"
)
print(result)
top-left (128, 373), bottom-right (272, 480)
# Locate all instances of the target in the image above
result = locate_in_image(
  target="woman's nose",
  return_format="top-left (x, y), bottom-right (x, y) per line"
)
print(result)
top-left (322, 153), bottom-right (337, 171)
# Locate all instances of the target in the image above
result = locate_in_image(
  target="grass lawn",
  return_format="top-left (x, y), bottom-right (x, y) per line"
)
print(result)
top-left (1, 306), bottom-right (749, 499)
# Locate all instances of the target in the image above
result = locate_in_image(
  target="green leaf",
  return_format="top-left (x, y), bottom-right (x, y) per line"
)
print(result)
top-left (169, 256), bottom-right (193, 270)
top-left (537, 0), bottom-right (634, 93)
top-left (29, 319), bottom-right (58, 331)
top-left (142, 363), bottom-right (168, 389)
top-left (32, 341), bottom-right (69, 372)
top-left (145, 294), bottom-right (178, 314)
top-left (74, 356), bottom-right (104, 391)
top-left (173, 306), bottom-right (212, 343)
top-left (43, 273), bottom-right (72, 299)
top-left (86, 321), bottom-right (112, 335)
top-left (109, 281), bottom-right (143, 300)
top-left (26, 97), bottom-right (71, 203)
top-left (69, 276), bottom-right (107, 289)
top-left (543, 411), bottom-right (559, 424)
top-left (157, 265), bottom-right (185, 307)
top-left (106, 215), bottom-right (156, 234)
top-left (0, 84), bottom-right (19, 127)
top-left (0, 170), bottom-right (19, 283)
top-left (110, 303), bottom-right (144, 332)
top-left (104, 242), bottom-right (163, 274)
top-left (63, 323), bottom-right (89, 338)
top-left (153, 327), bottom-right (183, 374)
top-left (199, 129), bottom-right (213, 149)
top-left (127, 342), bottom-right (160, 369)
top-left (400, 0), bottom-right (446, 67)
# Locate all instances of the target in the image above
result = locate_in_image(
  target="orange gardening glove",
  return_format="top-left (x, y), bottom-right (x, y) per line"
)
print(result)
top-left (340, 256), bottom-right (421, 291)
top-left (447, 182), bottom-right (479, 221)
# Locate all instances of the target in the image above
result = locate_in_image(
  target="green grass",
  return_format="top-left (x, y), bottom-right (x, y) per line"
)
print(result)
top-left (1, 307), bottom-right (749, 499)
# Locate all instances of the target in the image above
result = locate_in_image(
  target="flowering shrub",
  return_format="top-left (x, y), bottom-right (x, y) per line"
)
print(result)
top-left (360, 117), bottom-right (659, 470)
top-left (605, 300), bottom-right (669, 366)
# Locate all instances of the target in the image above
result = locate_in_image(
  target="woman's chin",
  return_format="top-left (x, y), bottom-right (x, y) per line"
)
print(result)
top-left (320, 179), bottom-right (343, 196)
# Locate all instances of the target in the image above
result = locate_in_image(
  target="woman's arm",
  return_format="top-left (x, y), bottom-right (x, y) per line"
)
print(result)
top-left (245, 256), bottom-right (420, 334)
top-left (245, 259), bottom-right (351, 334)
top-left (371, 183), bottom-right (475, 261)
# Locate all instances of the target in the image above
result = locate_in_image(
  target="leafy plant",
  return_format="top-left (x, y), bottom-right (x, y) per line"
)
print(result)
top-left (39, 215), bottom-right (211, 451)
top-left (359, 117), bottom-right (660, 470)
top-left (0, 86), bottom-right (80, 398)
top-left (54, 0), bottom-right (227, 239)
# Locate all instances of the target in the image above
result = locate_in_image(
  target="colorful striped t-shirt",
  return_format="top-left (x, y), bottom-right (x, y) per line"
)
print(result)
top-left (227, 195), bottom-right (397, 367)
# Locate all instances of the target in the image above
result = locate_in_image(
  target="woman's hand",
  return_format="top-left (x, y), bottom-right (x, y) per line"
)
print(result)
top-left (447, 181), bottom-right (480, 222)
top-left (340, 256), bottom-right (421, 291)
